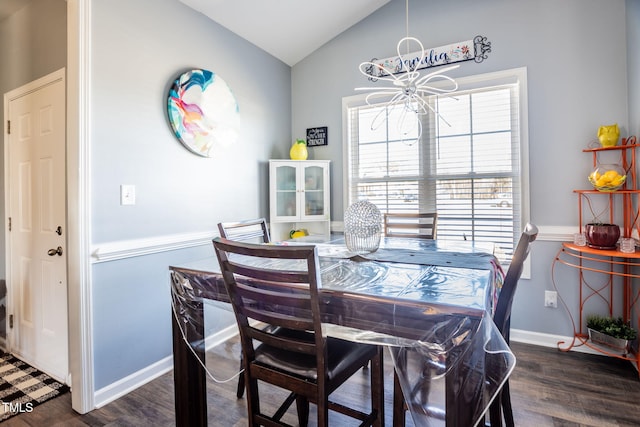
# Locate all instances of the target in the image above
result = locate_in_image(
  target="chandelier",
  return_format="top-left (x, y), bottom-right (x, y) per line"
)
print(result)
top-left (355, 1), bottom-right (459, 144)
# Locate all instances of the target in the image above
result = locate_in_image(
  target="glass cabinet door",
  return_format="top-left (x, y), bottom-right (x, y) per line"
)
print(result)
top-left (275, 165), bottom-right (297, 217)
top-left (303, 165), bottom-right (325, 217)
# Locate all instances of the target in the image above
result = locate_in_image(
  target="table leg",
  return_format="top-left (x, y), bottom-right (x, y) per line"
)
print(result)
top-left (172, 300), bottom-right (207, 427)
top-left (445, 334), bottom-right (483, 427)
top-left (393, 369), bottom-right (407, 427)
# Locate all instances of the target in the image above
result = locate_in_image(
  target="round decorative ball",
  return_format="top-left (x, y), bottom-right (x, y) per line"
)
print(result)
top-left (344, 200), bottom-right (382, 253)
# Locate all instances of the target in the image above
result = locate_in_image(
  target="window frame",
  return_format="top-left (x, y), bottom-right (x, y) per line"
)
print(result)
top-left (342, 67), bottom-right (531, 272)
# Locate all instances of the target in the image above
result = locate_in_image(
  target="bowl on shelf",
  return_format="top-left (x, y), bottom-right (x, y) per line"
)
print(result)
top-left (584, 223), bottom-right (620, 249)
top-left (588, 164), bottom-right (626, 192)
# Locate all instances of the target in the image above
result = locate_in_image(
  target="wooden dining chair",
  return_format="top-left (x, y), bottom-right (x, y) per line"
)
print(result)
top-left (384, 212), bottom-right (438, 239)
top-left (213, 237), bottom-right (384, 427)
top-left (217, 217), bottom-right (271, 398)
top-left (392, 223), bottom-right (538, 427)
top-left (488, 222), bottom-right (538, 427)
top-left (217, 217), bottom-right (271, 244)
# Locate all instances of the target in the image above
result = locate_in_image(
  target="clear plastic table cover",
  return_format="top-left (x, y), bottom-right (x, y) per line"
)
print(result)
top-left (170, 237), bottom-right (515, 427)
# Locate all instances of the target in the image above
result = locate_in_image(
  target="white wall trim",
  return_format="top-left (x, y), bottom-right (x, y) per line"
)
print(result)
top-left (67, 0), bottom-right (94, 414)
top-left (510, 328), bottom-right (602, 356)
top-left (91, 231), bottom-right (217, 263)
top-left (536, 225), bottom-right (575, 242)
top-left (94, 325), bottom-right (239, 408)
top-left (89, 224), bottom-right (576, 265)
top-left (94, 354), bottom-right (173, 409)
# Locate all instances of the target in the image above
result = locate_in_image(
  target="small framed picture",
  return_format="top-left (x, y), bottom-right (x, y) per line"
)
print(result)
top-left (306, 127), bottom-right (328, 146)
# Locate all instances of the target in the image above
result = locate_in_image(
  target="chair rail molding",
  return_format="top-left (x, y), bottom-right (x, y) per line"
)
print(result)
top-left (91, 225), bottom-right (575, 263)
top-left (91, 231), bottom-right (217, 263)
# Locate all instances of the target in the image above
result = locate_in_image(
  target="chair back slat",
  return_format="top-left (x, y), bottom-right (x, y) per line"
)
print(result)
top-left (247, 325), bottom-right (317, 355)
top-left (218, 218), bottom-right (271, 243)
top-left (228, 262), bottom-right (310, 284)
top-left (213, 237), bottom-right (326, 368)
top-left (493, 222), bottom-right (538, 342)
top-left (384, 212), bottom-right (438, 239)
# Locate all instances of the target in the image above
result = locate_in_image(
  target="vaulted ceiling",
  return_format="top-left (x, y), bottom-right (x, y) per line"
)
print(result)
top-left (178, 0), bottom-right (391, 66)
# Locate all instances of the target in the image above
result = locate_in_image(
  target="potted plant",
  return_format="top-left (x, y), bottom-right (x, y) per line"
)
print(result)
top-left (586, 315), bottom-right (637, 352)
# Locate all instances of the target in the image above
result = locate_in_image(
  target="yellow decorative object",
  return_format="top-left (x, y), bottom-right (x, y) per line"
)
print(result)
top-left (289, 229), bottom-right (308, 239)
top-left (597, 124), bottom-right (620, 147)
top-left (588, 164), bottom-right (626, 191)
top-left (289, 139), bottom-right (308, 160)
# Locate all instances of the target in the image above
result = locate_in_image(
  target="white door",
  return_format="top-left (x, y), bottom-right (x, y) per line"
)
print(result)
top-left (5, 69), bottom-right (68, 382)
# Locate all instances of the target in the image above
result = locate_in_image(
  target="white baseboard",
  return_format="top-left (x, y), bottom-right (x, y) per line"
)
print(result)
top-left (93, 324), bottom-right (239, 409)
top-left (510, 328), bottom-right (602, 356)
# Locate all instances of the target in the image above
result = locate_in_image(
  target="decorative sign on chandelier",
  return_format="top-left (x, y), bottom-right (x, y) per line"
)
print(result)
top-left (355, 35), bottom-right (491, 145)
top-left (354, 1), bottom-right (491, 145)
top-left (360, 35), bottom-right (491, 82)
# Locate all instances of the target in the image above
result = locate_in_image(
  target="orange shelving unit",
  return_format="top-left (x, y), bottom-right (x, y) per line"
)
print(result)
top-left (553, 139), bottom-right (640, 370)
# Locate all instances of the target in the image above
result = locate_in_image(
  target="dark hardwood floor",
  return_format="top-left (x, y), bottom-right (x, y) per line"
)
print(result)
top-left (3, 340), bottom-right (639, 426)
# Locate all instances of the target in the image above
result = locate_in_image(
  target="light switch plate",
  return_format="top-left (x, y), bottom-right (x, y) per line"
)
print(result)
top-left (120, 185), bottom-right (136, 205)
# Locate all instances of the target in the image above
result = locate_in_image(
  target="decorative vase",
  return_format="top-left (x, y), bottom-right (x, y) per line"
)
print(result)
top-left (289, 139), bottom-right (308, 160)
top-left (344, 200), bottom-right (382, 253)
top-left (597, 124), bottom-right (620, 148)
top-left (584, 223), bottom-right (620, 249)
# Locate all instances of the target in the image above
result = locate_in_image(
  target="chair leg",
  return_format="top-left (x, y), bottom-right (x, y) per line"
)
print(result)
top-left (488, 390), bottom-right (503, 427)
top-left (501, 381), bottom-right (514, 427)
top-left (317, 395), bottom-right (329, 427)
top-left (370, 347), bottom-right (385, 427)
top-left (245, 377), bottom-right (260, 427)
top-left (236, 357), bottom-right (245, 398)
top-left (295, 395), bottom-right (310, 427)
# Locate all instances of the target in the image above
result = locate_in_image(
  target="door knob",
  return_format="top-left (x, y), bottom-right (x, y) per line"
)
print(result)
top-left (48, 246), bottom-right (63, 256)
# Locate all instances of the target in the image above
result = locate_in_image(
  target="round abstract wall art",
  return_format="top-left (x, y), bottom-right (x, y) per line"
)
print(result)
top-left (167, 69), bottom-right (240, 157)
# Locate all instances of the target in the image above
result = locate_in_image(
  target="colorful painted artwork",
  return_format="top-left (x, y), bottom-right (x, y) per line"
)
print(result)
top-left (167, 69), bottom-right (240, 157)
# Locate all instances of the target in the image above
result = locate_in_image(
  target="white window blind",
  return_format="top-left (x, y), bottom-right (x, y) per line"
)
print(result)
top-left (345, 69), bottom-right (528, 263)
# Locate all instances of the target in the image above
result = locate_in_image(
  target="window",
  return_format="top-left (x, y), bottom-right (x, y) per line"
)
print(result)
top-left (344, 68), bottom-right (529, 263)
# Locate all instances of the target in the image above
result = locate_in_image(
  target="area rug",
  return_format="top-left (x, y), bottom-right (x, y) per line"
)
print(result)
top-left (0, 354), bottom-right (69, 421)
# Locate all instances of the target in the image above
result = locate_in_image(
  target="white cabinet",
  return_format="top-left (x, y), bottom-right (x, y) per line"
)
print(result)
top-left (269, 160), bottom-right (330, 241)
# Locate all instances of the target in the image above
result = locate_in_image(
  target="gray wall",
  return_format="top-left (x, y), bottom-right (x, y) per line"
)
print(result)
top-left (0, 0), bottom-right (67, 279)
top-left (90, 0), bottom-right (291, 388)
top-left (291, 0), bottom-right (630, 337)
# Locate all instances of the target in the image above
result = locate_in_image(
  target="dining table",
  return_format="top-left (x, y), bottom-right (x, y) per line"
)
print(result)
top-left (169, 235), bottom-right (515, 427)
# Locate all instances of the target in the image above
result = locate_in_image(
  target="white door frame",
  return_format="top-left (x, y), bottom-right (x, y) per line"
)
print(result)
top-left (66, 0), bottom-right (94, 414)
top-left (3, 0), bottom-right (94, 413)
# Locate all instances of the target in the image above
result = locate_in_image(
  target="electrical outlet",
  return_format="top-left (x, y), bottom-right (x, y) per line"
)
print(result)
top-left (544, 290), bottom-right (557, 308)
